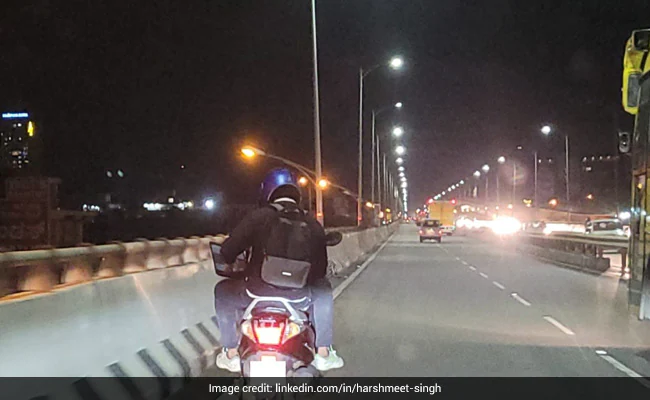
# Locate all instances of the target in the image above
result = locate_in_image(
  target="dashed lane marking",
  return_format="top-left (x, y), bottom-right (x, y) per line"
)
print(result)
top-left (543, 316), bottom-right (575, 336)
top-left (595, 350), bottom-right (643, 378)
top-left (511, 293), bottom-right (531, 307)
top-left (492, 281), bottom-right (505, 290)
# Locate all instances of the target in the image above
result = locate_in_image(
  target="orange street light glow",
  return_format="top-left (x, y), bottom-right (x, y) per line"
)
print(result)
top-left (241, 147), bottom-right (256, 158)
top-left (318, 178), bottom-right (329, 189)
top-left (298, 176), bottom-right (309, 186)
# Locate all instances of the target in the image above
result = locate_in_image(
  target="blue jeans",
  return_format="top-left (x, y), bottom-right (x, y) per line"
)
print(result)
top-left (214, 278), bottom-right (334, 349)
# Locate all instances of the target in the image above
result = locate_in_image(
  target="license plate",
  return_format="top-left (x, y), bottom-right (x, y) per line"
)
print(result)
top-left (250, 357), bottom-right (286, 377)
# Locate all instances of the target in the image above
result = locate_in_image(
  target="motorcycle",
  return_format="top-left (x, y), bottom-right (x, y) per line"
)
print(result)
top-left (210, 231), bottom-right (343, 379)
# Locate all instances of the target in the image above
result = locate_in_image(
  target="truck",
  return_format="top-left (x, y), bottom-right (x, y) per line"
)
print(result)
top-left (427, 200), bottom-right (456, 235)
top-left (621, 28), bottom-right (650, 320)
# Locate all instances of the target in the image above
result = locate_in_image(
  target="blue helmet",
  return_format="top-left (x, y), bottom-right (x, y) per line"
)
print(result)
top-left (260, 167), bottom-right (301, 204)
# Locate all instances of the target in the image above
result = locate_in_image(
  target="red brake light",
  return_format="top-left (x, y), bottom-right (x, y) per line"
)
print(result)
top-left (253, 320), bottom-right (285, 345)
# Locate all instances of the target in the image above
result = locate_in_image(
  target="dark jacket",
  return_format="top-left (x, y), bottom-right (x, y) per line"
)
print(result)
top-left (220, 200), bottom-right (328, 291)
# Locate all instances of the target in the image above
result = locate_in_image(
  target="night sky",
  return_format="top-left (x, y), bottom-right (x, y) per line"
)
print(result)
top-left (1, 0), bottom-right (648, 209)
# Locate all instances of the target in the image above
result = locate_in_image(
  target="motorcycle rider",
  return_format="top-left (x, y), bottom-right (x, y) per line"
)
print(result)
top-left (214, 167), bottom-right (344, 372)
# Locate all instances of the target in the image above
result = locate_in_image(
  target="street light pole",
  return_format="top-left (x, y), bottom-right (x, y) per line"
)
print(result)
top-left (496, 173), bottom-right (500, 204)
top-left (310, 0), bottom-right (324, 225)
top-left (357, 68), bottom-right (364, 226)
top-left (371, 110), bottom-right (376, 204)
top-left (534, 151), bottom-right (538, 207)
top-left (376, 128), bottom-right (381, 207)
top-left (512, 162), bottom-right (516, 205)
top-left (565, 134), bottom-right (570, 206)
top-left (382, 153), bottom-right (388, 203)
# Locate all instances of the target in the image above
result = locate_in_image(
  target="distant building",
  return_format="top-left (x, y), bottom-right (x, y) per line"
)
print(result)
top-left (0, 112), bottom-right (39, 173)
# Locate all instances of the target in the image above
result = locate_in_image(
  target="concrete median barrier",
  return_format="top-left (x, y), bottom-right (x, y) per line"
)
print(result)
top-left (0, 223), bottom-right (397, 398)
top-left (517, 242), bottom-right (611, 274)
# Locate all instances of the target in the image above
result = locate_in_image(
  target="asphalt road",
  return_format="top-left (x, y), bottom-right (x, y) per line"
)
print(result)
top-left (202, 224), bottom-right (650, 378)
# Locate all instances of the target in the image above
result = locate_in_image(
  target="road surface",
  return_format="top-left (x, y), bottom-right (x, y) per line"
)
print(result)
top-left (203, 224), bottom-right (650, 378)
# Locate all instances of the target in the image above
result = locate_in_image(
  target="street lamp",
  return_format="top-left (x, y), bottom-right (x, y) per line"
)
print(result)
top-left (392, 126), bottom-right (404, 137)
top-left (398, 166), bottom-right (405, 172)
top-left (395, 102), bottom-right (403, 108)
top-left (482, 164), bottom-right (490, 201)
top-left (396, 157), bottom-right (404, 165)
top-left (541, 124), bottom-right (570, 205)
top-left (241, 147), bottom-right (260, 158)
top-left (317, 178), bottom-right (329, 189)
top-left (496, 156), bottom-right (505, 204)
top-left (395, 145), bottom-right (405, 155)
top-left (390, 56), bottom-right (404, 69)
top-left (358, 56), bottom-right (405, 226)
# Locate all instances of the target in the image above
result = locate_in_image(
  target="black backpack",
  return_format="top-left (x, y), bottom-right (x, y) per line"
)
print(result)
top-left (260, 203), bottom-right (313, 289)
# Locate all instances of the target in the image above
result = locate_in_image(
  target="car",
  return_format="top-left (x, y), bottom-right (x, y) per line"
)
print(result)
top-left (419, 219), bottom-right (443, 243)
top-left (441, 225), bottom-right (455, 236)
top-left (585, 218), bottom-right (626, 237)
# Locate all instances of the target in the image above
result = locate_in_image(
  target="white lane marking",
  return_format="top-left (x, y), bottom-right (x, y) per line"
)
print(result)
top-left (333, 233), bottom-right (394, 300)
top-left (492, 281), bottom-right (505, 290)
top-left (461, 261), bottom-right (469, 265)
top-left (598, 353), bottom-right (643, 378)
top-left (543, 316), bottom-right (575, 336)
top-left (469, 266), bottom-right (477, 271)
top-left (455, 257), bottom-right (461, 260)
top-left (511, 293), bottom-right (531, 306)
top-left (595, 349), bottom-right (608, 355)
top-left (479, 272), bottom-right (489, 279)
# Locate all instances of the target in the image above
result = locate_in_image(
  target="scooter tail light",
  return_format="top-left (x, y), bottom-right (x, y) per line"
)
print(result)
top-left (252, 320), bottom-right (286, 345)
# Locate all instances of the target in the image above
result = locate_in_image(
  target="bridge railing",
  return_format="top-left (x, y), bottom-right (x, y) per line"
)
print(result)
top-left (0, 223), bottom-right (396, 301)
top-left (0, 236), bottom-right (225, 300)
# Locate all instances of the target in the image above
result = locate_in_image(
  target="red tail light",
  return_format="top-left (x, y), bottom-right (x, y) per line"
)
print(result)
top-left (242, 317), bottom-right (302, 345)
top-left (253, 320), bottom-right (285, 345)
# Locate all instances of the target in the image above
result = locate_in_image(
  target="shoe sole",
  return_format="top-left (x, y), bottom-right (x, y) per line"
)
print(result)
top-left (216, 359), bottom-right (241, 373)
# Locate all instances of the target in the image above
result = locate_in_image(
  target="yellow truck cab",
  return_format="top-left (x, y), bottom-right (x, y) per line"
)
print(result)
top-left (622, 28), bottom-right (650, 319)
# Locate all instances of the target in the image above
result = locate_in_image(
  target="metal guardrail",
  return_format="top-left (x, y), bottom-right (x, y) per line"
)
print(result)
top-left (519, 231), bottom-right (629, 269)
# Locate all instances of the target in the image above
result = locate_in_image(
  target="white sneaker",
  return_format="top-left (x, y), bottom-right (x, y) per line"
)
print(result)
top-left (216, 349), bottom-right (241, 373)
top-left (311, 348), bottom-right (344, 371)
